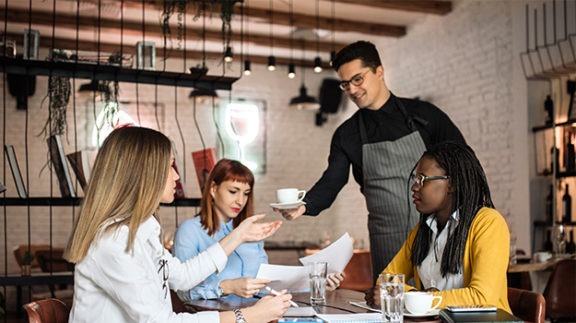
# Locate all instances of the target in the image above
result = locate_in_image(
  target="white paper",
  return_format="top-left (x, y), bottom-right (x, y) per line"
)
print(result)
top-left (316, 313), bottom-right (382, 323)
top-left (256, 264), bottom-right (309, 292)
top-left (298, 232), bottom-right (354, 274)
top-left (283, 306), bottom-right (317, 317)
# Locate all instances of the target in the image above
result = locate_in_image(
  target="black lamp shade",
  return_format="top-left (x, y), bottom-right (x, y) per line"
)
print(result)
top-left (313, 56), bottom-right (323, 73)
top-left (290, 84), bottom-right (320, 110)
top-left (244, 60), bottom-right (252, 76)
top-left (224, 46), bottom-right (233, 63)
top-left (288, 63), bottom-right (296, 79)
top-left (267, 56), bottom-right (276, 71)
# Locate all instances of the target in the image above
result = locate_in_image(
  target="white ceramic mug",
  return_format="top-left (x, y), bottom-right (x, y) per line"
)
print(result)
top-left (533, 251), bottom-right (552, 263)
top-left (276, 188), bottom-right (306, 204)
top-left (404, 291), bottom-right (442, 315)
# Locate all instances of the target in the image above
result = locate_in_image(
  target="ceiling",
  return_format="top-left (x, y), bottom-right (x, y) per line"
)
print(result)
top-left (1, 0), bottom-right (452, 70)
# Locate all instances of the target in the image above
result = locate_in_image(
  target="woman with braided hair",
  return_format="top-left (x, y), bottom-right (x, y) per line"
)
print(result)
top-left (367, 141), bottom-right (511, 313)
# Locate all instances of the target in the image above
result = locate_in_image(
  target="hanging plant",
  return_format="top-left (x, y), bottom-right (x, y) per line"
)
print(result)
top-left (40, 75), bottom-right (71, 138)
top-left (160, 0), bottom-right (236, 61)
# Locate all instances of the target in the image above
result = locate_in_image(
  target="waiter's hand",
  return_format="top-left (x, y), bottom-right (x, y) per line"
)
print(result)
top-left (273, 204), bottom-right (306, 221)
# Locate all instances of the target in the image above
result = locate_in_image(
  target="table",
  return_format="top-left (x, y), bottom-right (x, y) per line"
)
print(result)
top-left (185, 289), bottom-right (441, 322)
top-left (508, 255), bottom-right (575, 293)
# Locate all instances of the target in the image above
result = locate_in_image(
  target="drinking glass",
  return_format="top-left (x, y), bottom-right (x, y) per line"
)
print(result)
top-left (307, 262), bottom-right (327, 305)
top-left (380, 273), bottom-right (404, 323)
top-left (553, 223), bottom-right (566, 255)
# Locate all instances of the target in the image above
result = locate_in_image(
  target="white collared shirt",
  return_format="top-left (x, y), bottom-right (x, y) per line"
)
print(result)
top-left (417, 211), bottom-right (465, 290)
top-left (69, 216), bottom-right (228, 323)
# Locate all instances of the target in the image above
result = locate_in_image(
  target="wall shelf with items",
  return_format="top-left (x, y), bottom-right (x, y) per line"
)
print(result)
top-left (0, 56), bottom-right (238, 90)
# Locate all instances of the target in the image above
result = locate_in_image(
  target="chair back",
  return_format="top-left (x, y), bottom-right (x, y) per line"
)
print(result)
top-left (23, 298), bottom-right (69, 323)
top-left (13, 244), bottom-right (53, 269)
top-left (508, 287), bottom-right (546, 323)
top-left (35, 249), bottom-right (74, 272)
top-left (542, 258), bottom-right (576, 322)
top-left (340, 250), bottom-right (373, 292)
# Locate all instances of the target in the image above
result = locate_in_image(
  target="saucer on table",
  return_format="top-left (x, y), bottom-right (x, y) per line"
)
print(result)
top-left (269, 201), bottom-right (306, 210)
top-left (403, 309), bottom-right (440, 318)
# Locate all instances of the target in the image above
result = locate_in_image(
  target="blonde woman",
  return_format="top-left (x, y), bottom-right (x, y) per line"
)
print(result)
top-left (66, 127), bottom-right (291, 323)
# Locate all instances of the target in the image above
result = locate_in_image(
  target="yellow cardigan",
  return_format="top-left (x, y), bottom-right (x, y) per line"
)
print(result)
top-left (380, 207), bottom-right (511, 312)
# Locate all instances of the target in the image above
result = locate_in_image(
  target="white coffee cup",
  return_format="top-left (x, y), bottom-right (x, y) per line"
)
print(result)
top-left (404, 291), bottom-right (442, 315)
top-left (276, 188), bottom-right (306, 204)
top-left (533, 251), bottom-right (552, 263)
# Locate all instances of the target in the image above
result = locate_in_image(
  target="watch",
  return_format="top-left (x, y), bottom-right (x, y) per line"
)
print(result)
top-left (233, 309), bottom-right (248, 323)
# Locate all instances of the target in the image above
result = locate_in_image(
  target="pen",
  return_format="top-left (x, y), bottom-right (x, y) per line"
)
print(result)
top-left (265, 286), bottom-right (299, 307)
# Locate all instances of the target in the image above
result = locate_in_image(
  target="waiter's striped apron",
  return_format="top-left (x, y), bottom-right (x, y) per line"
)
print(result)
top-left (359, 98), bottom-right (426, 282)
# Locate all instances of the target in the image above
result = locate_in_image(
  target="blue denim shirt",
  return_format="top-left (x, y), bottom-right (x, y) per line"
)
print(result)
top-left (173, 216), bottom-right (268, 301)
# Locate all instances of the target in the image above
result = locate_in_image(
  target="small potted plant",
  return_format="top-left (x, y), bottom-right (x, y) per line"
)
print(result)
top-left (21, 251), bottom-right (34, 276)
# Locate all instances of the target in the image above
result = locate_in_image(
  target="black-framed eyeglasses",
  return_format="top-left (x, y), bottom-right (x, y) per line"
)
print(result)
top-left (338, 70), bottom-right (371, 91)
top-left (411, 174), bottom-right (450, 187)
top-left (158, 259), bottom-right (169, 299)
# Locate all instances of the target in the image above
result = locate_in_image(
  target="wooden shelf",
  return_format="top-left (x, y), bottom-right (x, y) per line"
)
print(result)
top-left (1, 197), bottom-right (201, 207)
top-left (0, 56), bottom-right (238, 90)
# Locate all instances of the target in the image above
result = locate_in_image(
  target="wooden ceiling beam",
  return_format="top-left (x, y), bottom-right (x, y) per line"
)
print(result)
top-left (117, 0), bottom-right (406, 37)
top-left (331, 0), bottom-right (452, 15)
top-left (239, 6), bottom-right (405, 37)
top-left (2, 8), bottom-right (346, 53)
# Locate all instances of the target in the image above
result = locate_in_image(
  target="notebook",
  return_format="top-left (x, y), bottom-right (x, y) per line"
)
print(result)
top-left (439, 308), bottom-right (524, 323)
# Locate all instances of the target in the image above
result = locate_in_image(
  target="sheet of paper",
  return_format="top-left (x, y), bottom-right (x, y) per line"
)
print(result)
top-left (316, 313), bottom-right (382, 323)
top-left (298, 232), bottom-right (354, 274)
top-left (256, 264), bottom-right (309, 292)
top-left (283, 306), bottom-right (317, 317)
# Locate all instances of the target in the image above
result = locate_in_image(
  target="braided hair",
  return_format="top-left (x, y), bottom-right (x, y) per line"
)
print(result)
top-left (410, 141), bottom-right (494, 276)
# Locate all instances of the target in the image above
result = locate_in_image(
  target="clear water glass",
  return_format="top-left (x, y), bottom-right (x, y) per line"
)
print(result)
top-left (380, 273), bottom-right (404, 323)
top-left (308, 262), bottom-right (327, 305)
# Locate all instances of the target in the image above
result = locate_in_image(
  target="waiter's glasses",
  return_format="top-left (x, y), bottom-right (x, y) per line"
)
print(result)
top-left (411, 174), bottom-right (450, 187)
top-left (338, 70), bottom-right (370, 91)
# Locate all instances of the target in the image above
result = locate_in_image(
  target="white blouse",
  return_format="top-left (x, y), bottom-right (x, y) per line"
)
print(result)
top-left (69, 216), bottom-right (228, 323)
top-left (417, 211), bottom-right (465, 291)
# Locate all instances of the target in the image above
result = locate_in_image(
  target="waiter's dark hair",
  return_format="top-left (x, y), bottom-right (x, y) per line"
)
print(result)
top-left (332, 41), bottom-right (382, 72)
top-left (410, 141), bottom-right (494, 276)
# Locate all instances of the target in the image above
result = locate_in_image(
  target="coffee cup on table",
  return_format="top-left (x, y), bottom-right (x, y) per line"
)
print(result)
top-left (276, 188), bottom-right (306, 204)
top-left (404, 291), bottom-right (442, 315)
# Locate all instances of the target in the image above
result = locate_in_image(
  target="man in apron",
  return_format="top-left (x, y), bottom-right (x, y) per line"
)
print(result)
top-left (276, 41), bottom-right (465, 282)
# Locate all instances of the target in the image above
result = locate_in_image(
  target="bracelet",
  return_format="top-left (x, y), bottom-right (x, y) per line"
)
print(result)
top-left (233, 308), bottom-right (247, 323)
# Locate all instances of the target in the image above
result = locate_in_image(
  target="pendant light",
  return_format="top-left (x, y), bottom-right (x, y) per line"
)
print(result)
top-left (243, 2), bottom-right (252, 76)
top-left (287, 0), bottom-right (296, 79)
top-left (224, 46), bottom-right (233, 63)
top-left (267, 0), bottom-right (276, 71)
top-left (189, 3), bottom-right (218, 103)
top-left (329, 0), bottom-right (336, 66)
top-left (313, 0), bottom-right (323, 73)
top-left (290, 40), bottom-right (320, 110)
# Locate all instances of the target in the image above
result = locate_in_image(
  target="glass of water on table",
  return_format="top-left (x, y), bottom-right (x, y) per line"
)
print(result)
top-left (380, 273), bottom-right (405, 323)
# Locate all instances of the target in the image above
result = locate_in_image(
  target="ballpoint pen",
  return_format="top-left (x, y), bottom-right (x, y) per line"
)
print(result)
top-left (265, 286), bottom-right (299, 307)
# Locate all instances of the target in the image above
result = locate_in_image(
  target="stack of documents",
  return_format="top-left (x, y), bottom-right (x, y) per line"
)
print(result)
top-left (256, 233), bottom-right (354, 291)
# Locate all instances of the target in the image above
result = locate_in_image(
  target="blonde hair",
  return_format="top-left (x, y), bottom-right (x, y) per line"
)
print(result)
top-left (66, 127), bottom-right (172, 263)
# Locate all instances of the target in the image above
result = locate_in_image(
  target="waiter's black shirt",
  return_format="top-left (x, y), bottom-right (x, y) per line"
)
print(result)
top-left (304, 94), bottom-right (465, 215)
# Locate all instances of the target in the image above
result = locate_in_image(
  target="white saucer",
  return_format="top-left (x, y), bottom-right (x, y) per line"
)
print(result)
top-left (269, 201), bottom-right (306, 210)
top-left (404, 309), bottom-right (440, 318)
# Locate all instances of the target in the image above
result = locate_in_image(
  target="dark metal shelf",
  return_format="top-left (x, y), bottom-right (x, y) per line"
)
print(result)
top-left (0, 57), bottom-right (238, 90)
top-left (532, 119), bottom-right (576, 132)
top-left (534, 220), bottom-right (576, 227)
top-left (1, 197), bottom-right (201, 207)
